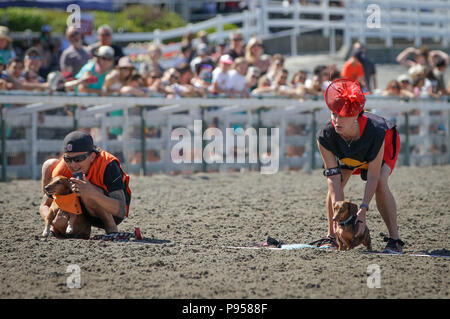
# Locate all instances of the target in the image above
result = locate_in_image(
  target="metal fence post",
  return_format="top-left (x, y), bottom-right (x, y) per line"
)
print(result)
top-left (310, 109), bottom-right (317, 170)
top-left (201, 107), bottom-right (207, 173)
top-left (1, 107), bottom-right (7, 182)
top-left (72, 105), bottom-right (78, 130)
top-left (404, 112), bottom-right (410, 166)
top-left (140, 107), bottom-right (147, 176)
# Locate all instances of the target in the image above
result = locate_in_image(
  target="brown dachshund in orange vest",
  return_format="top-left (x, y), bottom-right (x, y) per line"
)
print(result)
top-left (42, 176), bottom-right (83, 237)
top-left (332, 201), bottom-right (372, 251)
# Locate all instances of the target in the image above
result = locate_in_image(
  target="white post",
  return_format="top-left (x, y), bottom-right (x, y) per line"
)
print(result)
top-left (262, 0), bottom-right (270, 35)
top-left (256, 6), bottom-right (264, 36)
top-left (344, 0), bottom-right (352, 47)
top-left (358, 0), bottom-right (365, 45)
top-left (291, 0), bottom-right (299, 56)
top-left (414, 2), bottom-right (422, 47)
top-left (386, 2), bottom-right (393, 47)
top-left (444, 8), bottom-right (450, 47)
top-left (243, 10), bottom-right (250, 40)
top-left (322, 0), bottom-right (329, 37)
top-left (216, 15), bottom-right (224, 43)
top-left (153, 29), bottom-right (161, 45)
top-left (330, 27), bottom-right (336, 56)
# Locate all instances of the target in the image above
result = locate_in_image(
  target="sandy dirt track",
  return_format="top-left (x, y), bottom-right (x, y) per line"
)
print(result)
top-left (0, 165), bottom-right (449, 299)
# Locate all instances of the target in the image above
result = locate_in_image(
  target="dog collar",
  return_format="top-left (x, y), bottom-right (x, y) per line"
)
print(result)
top-left (338, 215), bottom-right (357, 227)
top-left (54, 193), bottom-right (83, 215)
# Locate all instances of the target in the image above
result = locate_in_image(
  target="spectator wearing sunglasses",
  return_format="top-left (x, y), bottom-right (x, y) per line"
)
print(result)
top-left (88, 25), bottom-right (124, 65)
top-left (225, 30), bottom-right (245, 60)
top-left (75, 45), bottom-right (115, 95)
top-left (20, 47), bottom-right (50, 91)
top-left (245, 37), bottom-right (270, 74)
top-left (39, 130), bottom-right (131, 237)
top-left (60, 26), bottom-right (90, 79)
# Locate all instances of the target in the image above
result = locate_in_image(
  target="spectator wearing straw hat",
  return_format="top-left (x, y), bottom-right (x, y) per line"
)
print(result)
top-left (88, 25), bottom-right (124, 65)
top-left (0, 26), bottom-right (16, 65)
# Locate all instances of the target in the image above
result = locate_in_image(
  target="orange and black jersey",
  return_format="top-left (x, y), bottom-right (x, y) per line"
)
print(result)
top-left (316, 112), bottom-right (398, 177)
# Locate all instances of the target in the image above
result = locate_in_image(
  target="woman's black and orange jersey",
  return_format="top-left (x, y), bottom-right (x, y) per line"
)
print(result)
top-left (316, 112), bottom-right (400, 180)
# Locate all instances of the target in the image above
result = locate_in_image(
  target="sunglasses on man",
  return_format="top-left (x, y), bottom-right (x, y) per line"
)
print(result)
top-left (63, 152), bottom-right (92, 163)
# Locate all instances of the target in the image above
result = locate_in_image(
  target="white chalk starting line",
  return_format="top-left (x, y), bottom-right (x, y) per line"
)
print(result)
top-left (224, 244), bottom-right (450, 258)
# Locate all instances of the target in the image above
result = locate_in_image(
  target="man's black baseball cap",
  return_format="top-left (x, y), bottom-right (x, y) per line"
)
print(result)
top-left (63, 131), bottom-right (94, 153)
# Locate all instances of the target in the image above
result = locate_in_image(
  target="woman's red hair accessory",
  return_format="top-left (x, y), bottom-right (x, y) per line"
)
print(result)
top-left (324, 79), bottom-right (368, 117)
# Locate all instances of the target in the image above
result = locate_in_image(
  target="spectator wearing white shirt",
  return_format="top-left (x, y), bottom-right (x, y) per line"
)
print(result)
top-left (228, 57), bottom-right (249, 97)
top-left (211, 54), bottom-right (233, 94)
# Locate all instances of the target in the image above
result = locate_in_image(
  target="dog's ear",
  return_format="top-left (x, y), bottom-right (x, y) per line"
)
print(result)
top-left (349, 202), bottom-right (358, 216)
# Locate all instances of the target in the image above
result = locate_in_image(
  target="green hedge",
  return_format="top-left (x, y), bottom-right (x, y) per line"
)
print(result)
top-left (0, 5), bottom-right (186, 33)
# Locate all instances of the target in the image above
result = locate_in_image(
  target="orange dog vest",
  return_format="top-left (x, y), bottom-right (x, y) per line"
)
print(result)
top-left (53, 192), bottom-right (83, 215)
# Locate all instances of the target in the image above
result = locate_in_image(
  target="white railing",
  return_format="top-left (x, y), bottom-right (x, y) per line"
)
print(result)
top-left (263, 0), bottom-right (449, 48)
top-left (1, 94), bottom-right (449, 180)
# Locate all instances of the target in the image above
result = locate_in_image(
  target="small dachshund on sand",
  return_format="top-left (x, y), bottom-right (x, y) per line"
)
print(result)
top-left (332, 201), bottom-right (372, 251)
top-left (42, 176), bottom-right (82, 237)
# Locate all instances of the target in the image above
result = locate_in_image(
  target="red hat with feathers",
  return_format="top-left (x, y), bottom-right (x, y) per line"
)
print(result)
top-left (324, 79), bottom-right (368, 117)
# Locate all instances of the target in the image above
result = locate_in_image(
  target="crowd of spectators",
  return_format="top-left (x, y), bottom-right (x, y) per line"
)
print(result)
top-left (0, 24), bottom-right (449, 100)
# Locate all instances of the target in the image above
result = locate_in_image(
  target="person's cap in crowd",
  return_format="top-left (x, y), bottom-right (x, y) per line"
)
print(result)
top-left (41, 25), bottom-right (52, 33)
top-left (397, 74), bottom-right (411, 84)
top-left (324, 79), bottom-right (367, 117)
top-left (219, 54), bottom-right (233, 65)
top-left (197, 43), bottom-right (208, 55)
top-left (248, 66), bottom-right (261, 77)
top-left (63, 131), bottom-right (94, 153)
top-left (0, 26), bottom-right (12, 43)
top-left (95, 45), bottom-right (114, 60)
top-left (118, 56), bottom-right (134, 68)
top-left (25, 47), bottom-right (41, 58)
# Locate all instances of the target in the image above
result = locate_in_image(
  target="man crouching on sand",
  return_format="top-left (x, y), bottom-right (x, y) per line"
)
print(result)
top-left (39, 131), bottom-right (131, 238)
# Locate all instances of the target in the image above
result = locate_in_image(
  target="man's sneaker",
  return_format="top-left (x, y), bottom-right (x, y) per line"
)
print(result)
top-left (383, 237), bottom-right (405, 254)
top-left (308, 235), bottom-right (338, 248)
